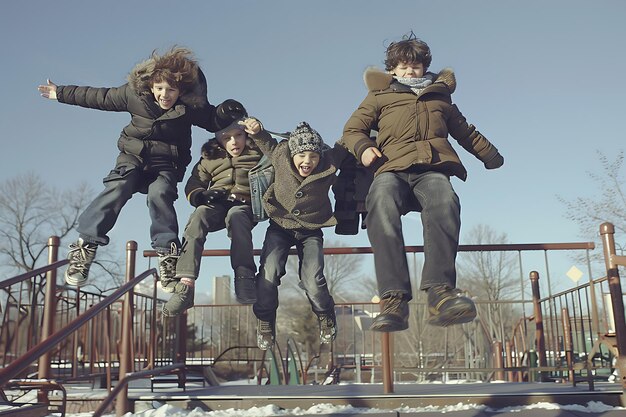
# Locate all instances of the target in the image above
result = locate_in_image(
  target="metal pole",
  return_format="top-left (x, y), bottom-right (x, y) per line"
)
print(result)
top-left (529, 271), bottom-right (548, 381)
top-left (116, 241), bottom-right (136, 416)
top-left (599, 223), bottom-right (626, 401)
top-left (505, 340), bottom-right (513, 382)
top-left (381, 332), bottom-right (393, 393)
top-left (561, 307), bottom-right (575, 385)
top-left (493, 341), bottom-right (504, 381)
top-left (37, 236), bottom-right (59, 403)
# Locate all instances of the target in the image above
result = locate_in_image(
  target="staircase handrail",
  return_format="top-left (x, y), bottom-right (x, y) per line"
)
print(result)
top-left (0, 259), bottom-right (68, 290)
top-left (0, 267), bottom-right (157, 387)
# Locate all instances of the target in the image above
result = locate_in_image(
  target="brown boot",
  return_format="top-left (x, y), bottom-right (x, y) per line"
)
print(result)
top-left (370, 292), bottom-right (409, 332)
top-left (427, 285), bottom-right (476, 327)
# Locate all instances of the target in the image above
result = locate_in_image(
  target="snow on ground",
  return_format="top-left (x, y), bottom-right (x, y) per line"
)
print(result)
top-left (48, 400), bottom-right (624, 417)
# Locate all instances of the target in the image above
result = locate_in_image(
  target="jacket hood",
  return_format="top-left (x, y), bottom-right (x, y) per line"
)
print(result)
top-left (199, 137), bottom-right (258, 159)
top-left (127, 53), bottom-right (207, 108)
top-left (363, 66), bottom-right (456, 94)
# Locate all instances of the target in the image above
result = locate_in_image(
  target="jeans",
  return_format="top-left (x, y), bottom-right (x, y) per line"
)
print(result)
top-left (253, 221), bottom-right (335, 322)
top-left (365, 170), bottom-right (461, 300)
top-left (77, 164), bottom-right (180, 252)
top-left (175, 203), bottom-right (256, 279)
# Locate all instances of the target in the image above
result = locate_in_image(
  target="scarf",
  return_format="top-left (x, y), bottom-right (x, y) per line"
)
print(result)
top-left (393, 74), bottom-right (433, 94)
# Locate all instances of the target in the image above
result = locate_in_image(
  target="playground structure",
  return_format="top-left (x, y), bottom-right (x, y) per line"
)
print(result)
top-left (0, 223), bottom-right (625, 416)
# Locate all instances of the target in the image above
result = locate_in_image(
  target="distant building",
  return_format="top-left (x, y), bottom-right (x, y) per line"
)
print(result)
top-left (213, 275), bottom-right (231, 304)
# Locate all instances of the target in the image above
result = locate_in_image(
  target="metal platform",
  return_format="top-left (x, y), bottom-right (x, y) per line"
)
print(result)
top-left (129, 381), bottom-right (625, 415)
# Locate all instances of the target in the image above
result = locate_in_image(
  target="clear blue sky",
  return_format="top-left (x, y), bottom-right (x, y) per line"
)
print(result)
top-left (2, 0), bottom-right (624, 295)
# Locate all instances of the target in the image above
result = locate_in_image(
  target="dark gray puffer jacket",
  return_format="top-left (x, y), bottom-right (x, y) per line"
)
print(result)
top-left (56, 65), bottom-right (223, 181)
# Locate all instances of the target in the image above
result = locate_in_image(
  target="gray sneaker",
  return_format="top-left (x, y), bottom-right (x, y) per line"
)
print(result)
top-left (158, 243), bottom-right (179, 293)
top-left (256, 318), bottom-right (275, 350)
top-left (65, 238), bottom-right (98, 287)
top-left (318, 311), bottom-right (337, 344)
top-left (162, 281), bottom-right (194, 317)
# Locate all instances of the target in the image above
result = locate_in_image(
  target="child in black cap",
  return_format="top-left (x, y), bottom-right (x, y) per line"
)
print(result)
top-left (161, 118), bottom-right (264, 317)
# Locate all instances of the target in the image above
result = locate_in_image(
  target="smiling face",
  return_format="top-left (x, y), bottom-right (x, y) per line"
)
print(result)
top-left (217, 128), bottom-right (247, 157)
top-left (150, 81), bottom-right (181, 110)
top-left (292, 151), bottom-right (320, 177)
top-left (391, 61), bottom-right (425, 78)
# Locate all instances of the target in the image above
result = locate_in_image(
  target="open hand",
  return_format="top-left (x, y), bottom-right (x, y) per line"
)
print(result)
top-left (37, 79), bottom-right (58, 100)
top-left (240, 117), bottom-right (263, 135)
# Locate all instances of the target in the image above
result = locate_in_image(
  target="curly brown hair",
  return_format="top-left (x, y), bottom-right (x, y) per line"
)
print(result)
top-left (128, 46), bottom-right (199, 94)
top-left (384, 32), bottom-right (432, 72)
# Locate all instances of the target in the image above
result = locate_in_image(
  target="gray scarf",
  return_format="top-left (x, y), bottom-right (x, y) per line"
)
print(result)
top-left (394, 74), bottom-right (433, 94)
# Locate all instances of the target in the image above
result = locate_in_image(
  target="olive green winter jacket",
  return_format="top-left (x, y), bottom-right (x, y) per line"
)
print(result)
top-left (342, 67), bottom-right (502, 181)
top-left (184, 138), bottom-right (263, 206)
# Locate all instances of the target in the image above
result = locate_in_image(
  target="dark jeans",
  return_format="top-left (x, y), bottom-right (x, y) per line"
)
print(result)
top-left (78, 165), bottom-right (180, 252)
top-left (175, 203), bottom-right (256, 279)
top-left (253, 221), bottom-right (335, 322)
top-left (365, 170), bottom-right (461, 301)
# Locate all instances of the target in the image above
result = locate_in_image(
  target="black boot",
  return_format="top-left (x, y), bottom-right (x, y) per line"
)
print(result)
top-left (370, 292), bottom-right (409, 332)
top-left (427, 285), bottom-right (476, 327)
top-left (234, 270), bottom-right (257, 304)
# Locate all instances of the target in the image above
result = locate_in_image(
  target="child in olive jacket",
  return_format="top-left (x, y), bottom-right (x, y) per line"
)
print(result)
top-left (162, 119), bottom-right (263, 316)
top-left (241, 118), bottom-right (347, 350)
top-left (38, 47), bottom-right (245, 287)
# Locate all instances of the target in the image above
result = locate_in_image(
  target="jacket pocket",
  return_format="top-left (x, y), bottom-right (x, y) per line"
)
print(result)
top-left (103, 163), bottom-right (137, 184)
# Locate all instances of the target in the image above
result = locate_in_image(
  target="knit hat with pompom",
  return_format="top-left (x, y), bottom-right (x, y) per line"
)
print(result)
top-left (288, 122), bottom-right (324, 157)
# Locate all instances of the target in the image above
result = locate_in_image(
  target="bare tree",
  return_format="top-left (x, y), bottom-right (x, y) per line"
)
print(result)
top-left (0, 172), bottom-right (123, 289)
top-left (457, 224), bottom-right (519, 344)
top-left (458, 224), bottom-right (519, 301)
top-left (559, 150), bottom-right (626, 259)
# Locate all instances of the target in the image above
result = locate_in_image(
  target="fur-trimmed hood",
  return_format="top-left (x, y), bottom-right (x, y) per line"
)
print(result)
top-left (127, 52), bottom-right (208, 108)
top-left (363, 66), bottom-right (456, 94)
top-left (199, 137), bottom-right (259, 159)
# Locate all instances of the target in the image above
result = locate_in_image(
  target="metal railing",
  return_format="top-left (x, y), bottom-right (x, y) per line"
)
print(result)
top-left (1, 228), bottom-right (625, 415)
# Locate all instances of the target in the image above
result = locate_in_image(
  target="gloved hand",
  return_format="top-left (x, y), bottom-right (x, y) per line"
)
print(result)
top-left (193, 189), bottom-right (228, 207)
top-left (216, 99), bottom-right (247, 128)
top-left (484, 153), bottom-right (504, 170)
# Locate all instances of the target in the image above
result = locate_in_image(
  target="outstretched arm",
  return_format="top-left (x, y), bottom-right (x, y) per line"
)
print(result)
top-left (37, 79), bottom-right (58, 100)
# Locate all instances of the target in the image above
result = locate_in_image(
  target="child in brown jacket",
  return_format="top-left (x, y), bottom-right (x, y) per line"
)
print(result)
top-left (241, 118), bottom-right (348, 350)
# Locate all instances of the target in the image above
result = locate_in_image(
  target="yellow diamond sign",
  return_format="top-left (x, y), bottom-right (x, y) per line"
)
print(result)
top-left (567, 266), bottom-right (584, 283)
